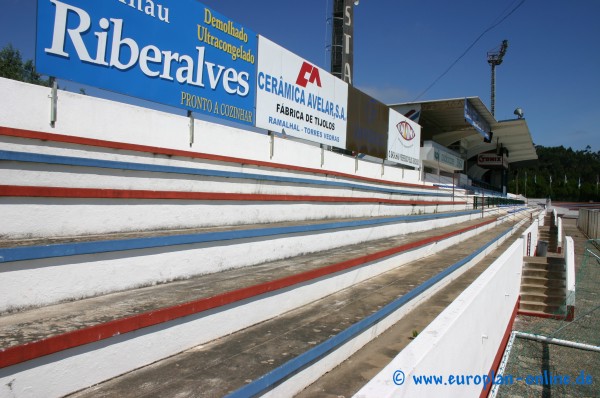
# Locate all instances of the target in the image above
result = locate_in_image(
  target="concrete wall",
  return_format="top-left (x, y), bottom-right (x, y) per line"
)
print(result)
top-left (355, 238), bottom-right (524, 398)
top-left (564, 236), bottom-right (576, 311)
top-left (0, 77), bottom-right (421, 185)
top-left (521, 218), bottom-right (539, 257)
top-left (578, 209), bottom-right (600, 239)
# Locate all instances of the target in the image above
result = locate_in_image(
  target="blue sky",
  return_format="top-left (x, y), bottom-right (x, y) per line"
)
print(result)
top-left (1, 0), bottom-right (599, 151)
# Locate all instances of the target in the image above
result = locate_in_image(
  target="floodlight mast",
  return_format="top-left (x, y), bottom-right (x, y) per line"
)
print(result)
top-left (487, 39), bottom-right (508, 117)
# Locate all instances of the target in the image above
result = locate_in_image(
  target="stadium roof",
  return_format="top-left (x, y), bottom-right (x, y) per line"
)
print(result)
top-left (389, 97), bottom-right (537, 165)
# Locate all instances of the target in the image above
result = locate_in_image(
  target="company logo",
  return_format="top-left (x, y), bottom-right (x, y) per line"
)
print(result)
top-left (296, 62), bottom-right (322, 88)
top-left (396, 121), bottom-right (415, 141)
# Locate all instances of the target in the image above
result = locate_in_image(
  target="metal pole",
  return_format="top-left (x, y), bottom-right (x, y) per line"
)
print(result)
top-left (482, 191), bottom-right (485, 218)
top-left (187, 110), bottom-right (194, 147)
top-left (515, 332), bottom-right (600, 352)
top-left (452, 173), bottom-right (455, 202)
top-left (490, 64), bottom-right (496, 117)
top-left (49, 77), bottom-right (58, 128)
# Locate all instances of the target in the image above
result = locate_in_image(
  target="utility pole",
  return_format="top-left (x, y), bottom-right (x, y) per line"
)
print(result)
top-left (487, 40), bottom-right (508, 117)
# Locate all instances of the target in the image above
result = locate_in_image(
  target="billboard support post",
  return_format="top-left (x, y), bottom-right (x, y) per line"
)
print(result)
top-left (452, 173), bottom-right (456, 202)
top-left (49, 77), bottom-right (57, 128)
top-left (188, 110), bottom-right (194, 147)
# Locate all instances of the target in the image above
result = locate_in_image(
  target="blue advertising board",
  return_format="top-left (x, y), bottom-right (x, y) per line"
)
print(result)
top-left (36, 0), bottom-right (257, 125)
top-left (464, 99), bottom-right (491, 140)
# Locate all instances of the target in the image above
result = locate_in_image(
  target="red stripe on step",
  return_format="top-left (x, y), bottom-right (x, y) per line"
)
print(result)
top-left (0, 185), bottom-right (465, 206)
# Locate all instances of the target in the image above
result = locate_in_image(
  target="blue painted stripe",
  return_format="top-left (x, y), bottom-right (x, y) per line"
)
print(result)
top-left (0, 150), bottom-right (452, 197)
top-left (0, 210), bottom-right (479, 263)
top-left (225, 226), bottom-right (514, 398)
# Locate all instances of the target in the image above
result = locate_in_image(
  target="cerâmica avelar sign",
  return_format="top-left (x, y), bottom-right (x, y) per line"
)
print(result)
top-left (36, 0), bottom-right (257, 125)
top-left (255, 36), bottom-right (348, 148)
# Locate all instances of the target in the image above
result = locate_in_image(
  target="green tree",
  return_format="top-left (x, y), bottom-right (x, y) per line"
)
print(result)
top-left (0, 44), bottom-right (49, 86)
top-left (511, 144), bottom-right (600, 201)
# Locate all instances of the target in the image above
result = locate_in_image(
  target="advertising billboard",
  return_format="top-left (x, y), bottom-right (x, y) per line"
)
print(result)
top-left (36, 0), bottom-right (257, 125)
top-left (346, 86), bottom-right (388, 159)
top-left (255, 36), bottom-right (348, 147)
top-left (477, 152), bottom-right (508, 169)
top-left (387, 109), bottom-right (421, 168)
top-left (464, 99), bottom-right (491, 140)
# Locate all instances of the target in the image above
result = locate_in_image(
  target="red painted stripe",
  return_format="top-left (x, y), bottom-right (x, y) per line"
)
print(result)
top-left (0, 185), bottom-right (465, 206)
top-left (0, 218), bottom-right (495, 369)
top-left (0, 126), bottom-right (440, 191)
top-left (516, 310), bottom-right (567, 321)
top-left (479, 297), bottom-right (520, 398)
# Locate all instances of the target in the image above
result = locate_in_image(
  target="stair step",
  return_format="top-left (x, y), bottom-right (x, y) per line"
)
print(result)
top-left (522, 269), bottom-right (565, 279)
top-left (1, 216), bottom-right (489, 348)
top-left (520, 284), bottom-right (566, 297)
top-left (0, 209), bottom-right (483, 313)
top-left (520, 293), bottom-right (566, 306)
top-left (519, 300), bottom-right (566, 315)
top-left (521, 276), bottom-right (566, 288)
top-left (522, 262), bottom-right (565, 272)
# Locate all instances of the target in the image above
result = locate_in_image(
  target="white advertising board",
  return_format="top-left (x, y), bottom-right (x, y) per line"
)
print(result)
top-left (256, 36), bottom-right (348, 147)
top-left (387, 109), bottom-right (421, 167)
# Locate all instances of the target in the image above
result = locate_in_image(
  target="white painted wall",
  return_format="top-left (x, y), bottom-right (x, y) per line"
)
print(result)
top-left (521, 219), bottom-right (539, 257)
top-left (564, 236), bottom-right (575, 308)
top-left (354, 238), bottom-right (524, 398)
top-left (0, 78), bottom-right (421, 185)
top-left (557, 217), bottom-right (563, 250)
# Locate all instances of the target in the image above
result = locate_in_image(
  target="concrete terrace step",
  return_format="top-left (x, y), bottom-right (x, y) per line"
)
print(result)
top-left (0, 213), bottom-right (422, 249)
top-left (522, 262), bottom-right (565, 272)
top-left (0, 149), bottom-right (451, 201)
top-left (0, 215), bottom-right (496, 353)
top-left (0, 216), bottom-right (516, 398)
top-left (520, 284), bottom-right (566, 297)
top-left (521, 268), bottom-right (566, 279)
top-left (0, 134), bottom-right (469, 240)
top-left (521, 276), bottom-right (566, 288)
top-left (0, 209), bottom-right (490, 313)
top-left (519, 301), bottom-right (566, 315)
top-left (0, 185), bottom-right (468, 241)
top-left (66, 221), bottom-right (520, 398)
top-left (0, 126), bottom-right (449, 197)
top-left (297, 222), bottom-right (528, 398)
top-left (520, 293), bottom-right (566, 306)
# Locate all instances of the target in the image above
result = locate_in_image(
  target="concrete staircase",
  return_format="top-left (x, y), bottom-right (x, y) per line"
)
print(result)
top-left (538, 213), bottom-right (559, 253)
top-left (519, 256), bottom-right (567, 317)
